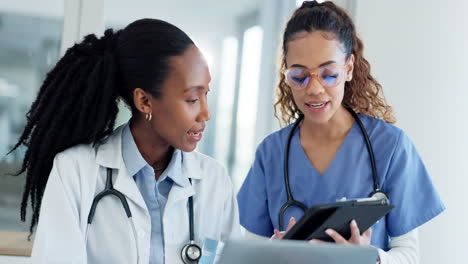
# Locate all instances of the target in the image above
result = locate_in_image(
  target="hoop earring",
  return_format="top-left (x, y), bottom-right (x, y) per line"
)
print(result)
top-left (145, 113), bottom-right (152, 122)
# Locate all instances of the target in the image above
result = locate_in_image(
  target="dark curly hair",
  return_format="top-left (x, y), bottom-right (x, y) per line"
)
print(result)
top-left (9, 18), bottom-right (194, 234)
top-left (275, 1), bottom-right (396, 125)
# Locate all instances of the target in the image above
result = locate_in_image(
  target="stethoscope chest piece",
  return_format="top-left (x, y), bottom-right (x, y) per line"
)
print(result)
top-left (181, 243), bottom-right (202, 264)
top-left (371, 190), bottom-right (390, 204)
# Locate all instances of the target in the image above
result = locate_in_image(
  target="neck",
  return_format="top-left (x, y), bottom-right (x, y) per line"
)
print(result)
top-left (300, 106), bottom-right (355, 141)
top-left (130, 118), bottom-right (173, 173)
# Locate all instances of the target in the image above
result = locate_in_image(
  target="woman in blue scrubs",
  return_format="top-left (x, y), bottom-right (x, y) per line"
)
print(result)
top-left (237, 1), bottom-right (444, 263)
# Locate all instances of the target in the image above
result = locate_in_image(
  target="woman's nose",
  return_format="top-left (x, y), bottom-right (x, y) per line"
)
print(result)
top-left (197, 100), bottom-right (210, 122)
top-left (305, 75), bottom-right (325, 96)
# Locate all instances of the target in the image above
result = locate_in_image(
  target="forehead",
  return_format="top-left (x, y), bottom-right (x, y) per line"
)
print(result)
top-left (286, 31), bottom-right (347, 67)
top-left (166, 45), bottom-right (211, 90)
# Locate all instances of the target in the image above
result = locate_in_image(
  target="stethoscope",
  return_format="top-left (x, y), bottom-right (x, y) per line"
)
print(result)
top-left (85, 168), bottom-right (202, 263)
top-left (278, 107), bottom-right (390, 231)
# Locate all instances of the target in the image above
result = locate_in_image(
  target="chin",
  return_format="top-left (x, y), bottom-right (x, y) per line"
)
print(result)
top-left (179, 143), bottom-right (197, 152)
top-left (303, 111), bottom-right (334, 125)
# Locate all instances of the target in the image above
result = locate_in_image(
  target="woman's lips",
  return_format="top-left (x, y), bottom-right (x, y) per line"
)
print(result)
top-left (305, 101), bottom-right (329, 113)
top-left (187, 130), bottom-right (204, 142)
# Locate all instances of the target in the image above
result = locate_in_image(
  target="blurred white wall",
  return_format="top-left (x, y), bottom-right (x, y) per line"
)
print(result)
top-left (354, 0), bottom-right (468, 263)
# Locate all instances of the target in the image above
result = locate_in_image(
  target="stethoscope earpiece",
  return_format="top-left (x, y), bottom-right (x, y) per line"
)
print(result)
top-left (181, 243), bottom-right (202, 264)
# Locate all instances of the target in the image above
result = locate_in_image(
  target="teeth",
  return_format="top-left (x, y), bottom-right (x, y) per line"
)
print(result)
top-left (308, 103), bottom-right (326, 108)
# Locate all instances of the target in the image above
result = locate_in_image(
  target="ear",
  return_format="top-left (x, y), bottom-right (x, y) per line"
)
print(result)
top-left (133, 88), bottom-right (153, 115)
top-left (346, 54), bottom-right (355, 82)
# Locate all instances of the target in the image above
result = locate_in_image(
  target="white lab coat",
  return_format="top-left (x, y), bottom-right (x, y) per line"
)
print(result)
top-left (31, 125), bottom-right (241, 264)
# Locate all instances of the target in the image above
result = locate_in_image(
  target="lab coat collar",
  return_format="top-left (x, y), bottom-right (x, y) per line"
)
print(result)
top-left (95, 125), bottom-right (125, 170)
top-left (122, 123), bottom-right (184, 187)
top-left (165, 143), bottom-right (204, 207)
top-left (121, 123), bottom-right (148, 178)
top-left (97, 124), bottom-right (203, 181)
top-left (95, 124), bottom-right (203, 210)
top-left (95, 125), bottom-right (147, 211)
top-left (161, 149), bottom-right (185, 187)
top-left (182, 150), bottom-right (202, 181)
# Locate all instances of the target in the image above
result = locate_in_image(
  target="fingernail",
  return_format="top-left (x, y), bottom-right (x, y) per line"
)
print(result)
top-left (352, 219), bottom-right (357, 226)
top-left (290, 217), bottom-right (295, 221)
top-left (325, 229), bottom-right (332, 235)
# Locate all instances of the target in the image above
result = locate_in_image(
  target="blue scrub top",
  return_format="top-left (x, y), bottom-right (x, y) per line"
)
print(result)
top-left (237, 114), bottom-right (445, 250)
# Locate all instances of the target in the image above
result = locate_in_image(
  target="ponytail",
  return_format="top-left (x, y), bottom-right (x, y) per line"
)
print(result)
top-left (10, 29), bottom-right (121, 234)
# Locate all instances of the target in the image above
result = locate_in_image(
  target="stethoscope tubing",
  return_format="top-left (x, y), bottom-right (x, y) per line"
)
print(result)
top-left (85, 168), bottom-right (199, 263)
top-left (279, 107), bottom-right (385, 231)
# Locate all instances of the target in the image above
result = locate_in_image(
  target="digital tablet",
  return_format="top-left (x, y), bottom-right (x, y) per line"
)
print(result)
top-left (282, 199), bottom-right (394, 242)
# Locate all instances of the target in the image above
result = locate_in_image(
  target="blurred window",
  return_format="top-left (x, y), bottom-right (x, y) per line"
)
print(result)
top-left (232, 25), bottom-right (263, 189)
top-left (0, 2), bottom-right (63, 231)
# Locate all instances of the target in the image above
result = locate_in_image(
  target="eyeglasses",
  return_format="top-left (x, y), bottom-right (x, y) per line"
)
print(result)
top-left (283, 62), bottom-right (349, 90)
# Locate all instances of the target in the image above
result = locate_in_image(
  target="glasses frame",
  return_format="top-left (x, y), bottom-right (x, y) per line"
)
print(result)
top-left (283, 60), bottom-right (351, 90)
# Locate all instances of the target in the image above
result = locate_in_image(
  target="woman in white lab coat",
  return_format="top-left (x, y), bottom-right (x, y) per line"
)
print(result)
top-left (11, 18), bottom-right (240, 264)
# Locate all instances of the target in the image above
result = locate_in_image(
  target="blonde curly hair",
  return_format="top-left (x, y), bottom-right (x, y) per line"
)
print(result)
top-left (274, 1), bottom-right (395, 126)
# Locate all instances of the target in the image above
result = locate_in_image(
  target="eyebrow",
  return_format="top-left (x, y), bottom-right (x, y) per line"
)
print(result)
top-left (184, 85), bottom-right (206, 93)
top-left (290, 60), bottom-right (337, 68)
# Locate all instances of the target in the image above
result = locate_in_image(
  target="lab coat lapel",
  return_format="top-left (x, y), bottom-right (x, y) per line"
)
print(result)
top-left (95, 125), bottom-right (147, 212)
top-left (166, 152), bottom-right (202, 208)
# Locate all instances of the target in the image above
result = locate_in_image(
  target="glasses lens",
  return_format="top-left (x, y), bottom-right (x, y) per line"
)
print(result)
top-left (318, 65), bottom-right (342, 87)
top-left (285, 68), bottom-right (310, 89)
